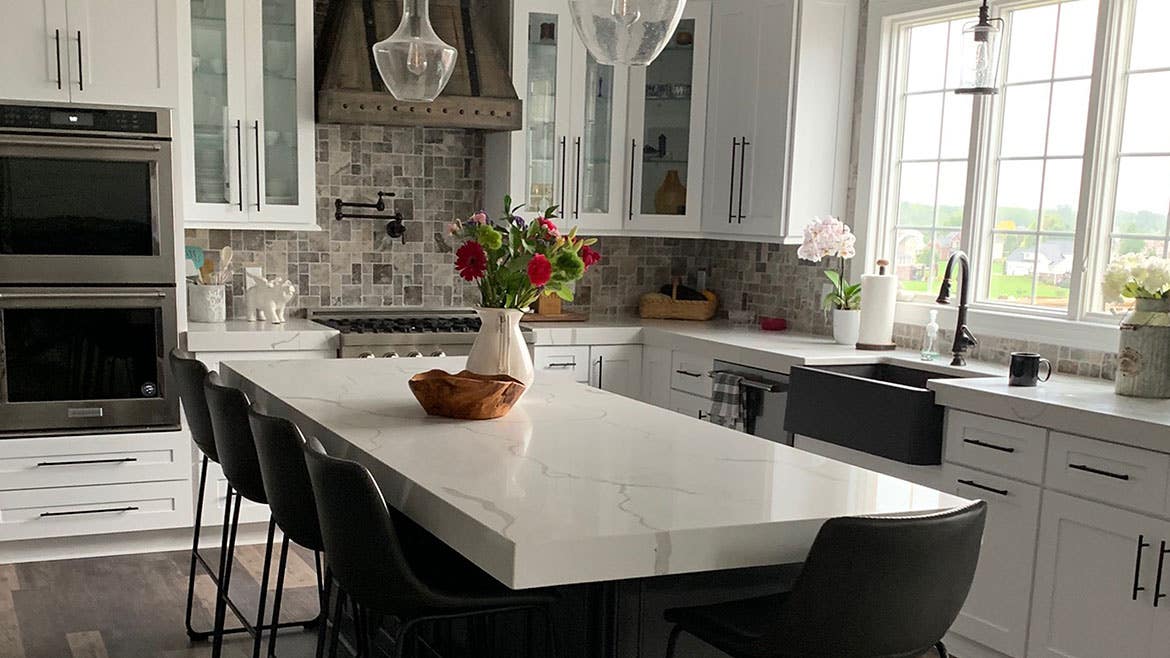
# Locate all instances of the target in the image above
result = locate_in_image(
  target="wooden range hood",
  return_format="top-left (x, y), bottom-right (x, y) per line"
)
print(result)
top-left (316, 0), bottom-right (522, 131)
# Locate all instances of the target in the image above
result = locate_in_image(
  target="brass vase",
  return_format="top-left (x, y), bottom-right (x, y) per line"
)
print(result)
top-left (654, 170), bottom-right (687, 215)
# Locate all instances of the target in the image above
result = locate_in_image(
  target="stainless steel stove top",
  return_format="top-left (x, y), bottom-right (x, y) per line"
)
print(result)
top-left (307, 308), bottom-right (533, 358)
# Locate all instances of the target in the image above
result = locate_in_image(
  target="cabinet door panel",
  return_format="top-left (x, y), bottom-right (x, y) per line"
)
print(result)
top-left (1028, 491), bottom-right (1162, 658)
top-left (567, 39), bottom-right (628, 232)
top-left (640, 346), bottom-right (672, 407)
top-left (66, 0), bottom-right (177, 107)
top-left (591, 345), bottom-right (642, 399)
top-left (0, 0), bottom-right (70, 102)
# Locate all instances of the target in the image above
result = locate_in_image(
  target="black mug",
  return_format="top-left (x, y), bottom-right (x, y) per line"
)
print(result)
top-left (1009, 352), bottom-right (1052, 387)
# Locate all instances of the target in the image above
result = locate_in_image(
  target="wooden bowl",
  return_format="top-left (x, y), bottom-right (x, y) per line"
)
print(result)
top-left (408, 369), bottom-right (526, 420)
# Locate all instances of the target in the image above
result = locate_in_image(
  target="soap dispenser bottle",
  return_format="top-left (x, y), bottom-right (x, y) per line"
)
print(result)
top-left (921, 309), bottom-right (940, 361)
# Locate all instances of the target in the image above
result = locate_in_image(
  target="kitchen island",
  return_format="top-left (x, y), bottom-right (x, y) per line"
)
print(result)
top-left (222, 357), bottom-right (969, 655)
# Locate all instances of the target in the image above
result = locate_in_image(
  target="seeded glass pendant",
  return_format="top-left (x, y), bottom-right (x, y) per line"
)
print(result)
top-left (568, 0), bottom-right (687, 66)
top-left (955, 0), bottom-right (1004, 95)
top-left (372, 0), bottom-right (457, 102)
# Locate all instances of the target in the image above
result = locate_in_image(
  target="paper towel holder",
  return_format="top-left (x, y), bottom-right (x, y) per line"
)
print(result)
top-left (856, 259), bottom-right (899, 351)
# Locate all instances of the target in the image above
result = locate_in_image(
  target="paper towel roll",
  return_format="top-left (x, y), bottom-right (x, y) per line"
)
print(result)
top-left (858, 261), bottom-right (897, 349)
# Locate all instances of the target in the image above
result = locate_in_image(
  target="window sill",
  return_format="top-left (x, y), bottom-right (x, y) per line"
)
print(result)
top-left (893, 301), bottom-right (1120, 353)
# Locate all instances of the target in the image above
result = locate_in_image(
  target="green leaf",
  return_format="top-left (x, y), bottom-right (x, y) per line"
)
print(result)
top-left (554, 285), bottom-right (575, 302)
top-left (823, 270), bottom-right (842, 288)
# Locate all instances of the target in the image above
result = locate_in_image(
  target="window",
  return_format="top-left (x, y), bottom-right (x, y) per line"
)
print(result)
top-left (878, 0), bottom-right (1166, 323)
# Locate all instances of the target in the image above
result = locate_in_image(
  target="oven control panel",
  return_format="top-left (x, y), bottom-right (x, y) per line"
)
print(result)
top-left (0, 104), bottom-right (162, 136)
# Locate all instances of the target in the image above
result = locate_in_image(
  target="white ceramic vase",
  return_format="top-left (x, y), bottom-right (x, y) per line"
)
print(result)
top-left (466, 307), bottom-right (535, 387)
top-left (1115, 297), bottom-right (1170, 399)
top-left (832, 308), bottom-right (861, 346)
top-left (187, 283), bottom-right (227, 323)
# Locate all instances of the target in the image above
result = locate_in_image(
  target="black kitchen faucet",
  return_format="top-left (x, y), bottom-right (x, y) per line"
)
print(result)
top-left (936, 250), bottom-right (978, 366)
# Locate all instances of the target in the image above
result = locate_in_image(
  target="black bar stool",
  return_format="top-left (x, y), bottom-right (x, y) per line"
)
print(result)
top-left (204, 373), bottom-right (322, 658)
top-left (663, 500), bottom-right (988, 658)
top-left (247, 405), bottom-right (329, 658)
top-left (302, 440), bottom-right (559, 658)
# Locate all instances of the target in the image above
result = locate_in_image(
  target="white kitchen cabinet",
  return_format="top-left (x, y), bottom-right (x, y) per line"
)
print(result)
top-left (178, 0), bottom-right (316, 230)
top-left (701, 0), bottom-right (857, 242)
top-left (534, 345), bottom-right (592, 383)
top-left (670, 389), bottom-right (712, 422)
top-left (0, 0), bottom-right (176, 106)
top-left (590, 345), bottom-right (643, 399)
top-left (641, 346), bottom-right (673, 407)
top-left (1028, 491), bottom-right (1166, 658)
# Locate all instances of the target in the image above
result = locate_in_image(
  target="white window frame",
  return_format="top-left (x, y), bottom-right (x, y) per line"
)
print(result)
top-left (854, 0), bottom-right (1136, 352)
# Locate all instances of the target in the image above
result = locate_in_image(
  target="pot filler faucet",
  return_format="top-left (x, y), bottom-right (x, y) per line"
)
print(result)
top-left (935, 250), bottom-right (978, 366)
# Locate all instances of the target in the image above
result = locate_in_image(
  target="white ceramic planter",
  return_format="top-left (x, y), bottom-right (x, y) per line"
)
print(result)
top-left (187, 283), bottom-right (227, 323)
top-left (466, 307), bottom-right (535, 387)
top-left (832, 308), bottom-right (861, 346)
top-left (1116, 297), bottom-right (1170, 399)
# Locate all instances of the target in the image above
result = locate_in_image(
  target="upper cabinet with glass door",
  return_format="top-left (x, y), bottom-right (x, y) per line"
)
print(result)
top-left (566, 37), bottom-right (629, 232)
top-left (626, 3), bottom-right (712, 233)
top-left (179, 0), bottom-right (316, 230)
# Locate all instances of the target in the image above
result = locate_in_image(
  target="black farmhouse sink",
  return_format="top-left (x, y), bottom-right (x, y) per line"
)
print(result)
top-left (783, 364), bottom-right (958, 465)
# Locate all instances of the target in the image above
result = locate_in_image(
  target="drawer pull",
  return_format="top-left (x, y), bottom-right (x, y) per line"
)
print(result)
top-left (545, 362), bottom-right (576, 368)
top-left (956, 479), bottom-right (1008, 497)
top-left (675, 370), bottom-right (702, 378)
top-left (1135, 534), bottom-right (1151, 600)
top-left (1068, 463), bottom-right (1130, 481)
top-left (962, 438), bottom-right (1015, 453)
top-left (36, 457), bottom-right (138, 467)
top-left (40, 506), bottom-right (139, 518)
top-left (1156, 541), bottom-right (1169, 607)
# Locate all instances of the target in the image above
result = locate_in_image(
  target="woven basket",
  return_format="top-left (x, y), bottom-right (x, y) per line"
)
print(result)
top-left (639, 281), bottom-right (718, 321)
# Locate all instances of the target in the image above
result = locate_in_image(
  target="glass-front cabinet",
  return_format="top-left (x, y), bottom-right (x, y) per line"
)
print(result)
top-left (567, 41), bottom-right (629, 231)
top-left (180, 0), bottom-right (315, 229)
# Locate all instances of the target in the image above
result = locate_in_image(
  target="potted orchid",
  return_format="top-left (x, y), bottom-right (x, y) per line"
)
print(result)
top-left (1102, 254), bottom-right (1170, 398)
top-left (448, 196), bottom-right (601, 385)
top-left (797, 215), bottom-right (861, 345)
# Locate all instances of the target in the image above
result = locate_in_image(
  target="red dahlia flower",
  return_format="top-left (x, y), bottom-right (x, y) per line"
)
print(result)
top-left (527, 254), bottom-right (552, 287)
top-left (536, 216), bottom-right (559, 238)
top-left (580, 244), bottom-right (602, 270)
top-left (455, 241), bottom-right (488, 281)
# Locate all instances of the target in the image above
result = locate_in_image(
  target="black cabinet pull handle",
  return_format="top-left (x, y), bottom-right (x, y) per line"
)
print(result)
top-left (675, 369), bottom-right (702, 378)
top-left (235, 120), bottom-right (244, 211)
top-left (545, 362), bottom-right (576, 368)
top-left (737, 136), bottom-right (749, 222)
top-left (728, 138), bottom-right (738, 223)
top-left (41, 506), bottom-right (138, 518)
top-left (572, 136), bottom-right (581, 219)
top-left (54, 29), bottom-right (62, 90)
top-left (1155, 540), bottom-right (1169, 606)
top-left (963, 438), bottom-right (1015, 453)
top-left (558, 136), bottom-right (567, 217)
top-left (956, 479), bottom-right (1008, 496)
top-left (1068, 463), bottom-right (1130, 481)
top-left (37, 457), bottom-right (138, 467)
top-left (628, 139), bottom-right (636, 220)
top-left (698, 410), bottom-right (709, 420)
top-left (253, 120), bottom-right (262, 211)
top-left (1134, 534), bottom-right (1151, 600)
top-left (75, 31), bottom-right (83, 91)
top-left (597, 355), bottom-right (604, 388)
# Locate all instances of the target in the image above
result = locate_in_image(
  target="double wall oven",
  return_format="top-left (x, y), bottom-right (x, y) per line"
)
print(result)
top-left (0, 103), bottom-right (179, 436)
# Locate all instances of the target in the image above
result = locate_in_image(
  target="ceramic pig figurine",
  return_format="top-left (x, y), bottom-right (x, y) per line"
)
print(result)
top-left (244, 272), bottom-right (297, 323)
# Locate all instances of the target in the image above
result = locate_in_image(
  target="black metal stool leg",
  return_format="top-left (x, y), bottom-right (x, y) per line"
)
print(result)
top-left (185, 455), bottom-right (211, 640)
top-left (251, 516), bottom-right (277, 658)
top-left (329, 588), bottom-right (347, 658)
top-left (212, 492), bottom-right (243, 658)
top-left (316, 565), bottom-right (333, 658)
top-left (664, 625), bottom-right (684, 658)
top-left (935, 640), bottom-right (949, 658)
top-left (266, 533), bottom-right (290, 658)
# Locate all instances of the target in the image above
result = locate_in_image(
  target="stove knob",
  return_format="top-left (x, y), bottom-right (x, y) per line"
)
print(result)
top-left (381, 352), bottom-right (400, 358)
top-left (429, 350), bottom-right (447, 357)
top-left (358, 352), bottom-right (375, 359)
top-left (406, 351), bottom-right (423, 358)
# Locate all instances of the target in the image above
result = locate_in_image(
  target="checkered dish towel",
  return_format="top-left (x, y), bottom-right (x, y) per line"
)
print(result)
top-left (708, 372), bottom-right (745, 430)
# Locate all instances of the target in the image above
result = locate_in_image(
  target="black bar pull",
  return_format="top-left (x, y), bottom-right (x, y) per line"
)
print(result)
top-left (1155, 540), bottom-right (1169, 606)
top-left (37, 457), bottom-right (138, 467)
top-left (728, 138), bottom-right (738, 223)
top-left (1068, 463), bottom-right (1130, 481)
top-left (54, 30), bottom-right (62, 90)
top-left (235, 120), bottom-right (244, 211)
top-left (675, 369), bottom-right (702, 378)
top-left (956, 479), bottom-right (1008, 496)
top-left (75, 31), bottom-right (83, 91)
top-left (41, 506), bottom-right (139, 518)
top-left (253, 120), bottom-right (262, 211)
top-left (597, 355), bottom-right (604, 389)
top-left (628, 139), bottom-right (637, 220)
top-left (698, 410), bottom-right (709, 420)
top-left (545, 362), bottom-right (576, 368)
top-left (573, 137), bottom-right (582, 219)
top-left (1134, 534), bottom-right (1151, 600)
top-left (559, 136), bottom-right (567, 217)
top-left (737, 136), bottom-right (749, 222)
top-left (963, 438), bottom-right (1016, 453)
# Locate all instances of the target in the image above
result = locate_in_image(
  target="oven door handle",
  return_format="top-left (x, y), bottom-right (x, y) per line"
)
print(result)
top-left (0, 134), bottom-right (163, 151)
top-left (0, 291), bottom-right (167, 300)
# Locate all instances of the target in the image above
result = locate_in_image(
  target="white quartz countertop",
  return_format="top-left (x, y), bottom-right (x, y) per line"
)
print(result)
top-left (183, 319), bottom-right (339, 353)
top-left (222, 357), bottom-right (969, 589)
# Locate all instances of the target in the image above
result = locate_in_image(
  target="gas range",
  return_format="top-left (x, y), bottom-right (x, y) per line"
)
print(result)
top-left (308, 308), bottom-right (534, 359)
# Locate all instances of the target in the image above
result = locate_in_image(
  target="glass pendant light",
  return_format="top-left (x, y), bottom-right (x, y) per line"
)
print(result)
top-left (372, 0), bottom-right (457, 102)
top-left (568, 0), bottom-right (687, 66)
top-left (955, 0), bottom-right (1004, 95)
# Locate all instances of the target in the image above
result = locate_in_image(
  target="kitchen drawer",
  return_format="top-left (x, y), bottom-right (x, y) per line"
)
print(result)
top-left (944, 411), bottom-right (1047, 484)
top-left (671, 352), bottom-right (714, 398)
top-left (534, 346), bottom-right (591, 383)
top-left (0, 430), bottom-right (190, 491)
top-left (1045, 432), bottom-right (1169, 516)
top-left (0, 480), bottom-right (192, 542)
top-left (670, 389), bottom-right (712, 422)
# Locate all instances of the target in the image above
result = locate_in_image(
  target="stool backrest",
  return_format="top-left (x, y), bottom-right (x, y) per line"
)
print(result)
top-left (247, 406), bottom-right (323, 551)
top-left (168, 350), bottom-right (218, 462)
top-left (767, 500), bottom-right (986, 657)
top-left (203, 372), bottom-right (267, 505)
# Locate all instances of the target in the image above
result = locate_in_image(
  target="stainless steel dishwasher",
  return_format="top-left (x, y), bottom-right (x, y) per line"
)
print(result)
top-left (710, 360), bottom-right (791, 445)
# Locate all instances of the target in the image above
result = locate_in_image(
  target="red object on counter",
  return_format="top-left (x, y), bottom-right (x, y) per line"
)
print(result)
top-left (759, 317), bottom-right (787, 331)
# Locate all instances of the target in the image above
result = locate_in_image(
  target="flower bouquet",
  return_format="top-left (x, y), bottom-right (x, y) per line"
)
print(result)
top-left (447, 197), bottom-right (602, 386)
top-left (1102, 254), bottom-right (1170, 398)
top-left (796, 216), bottom-right (860, 345)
